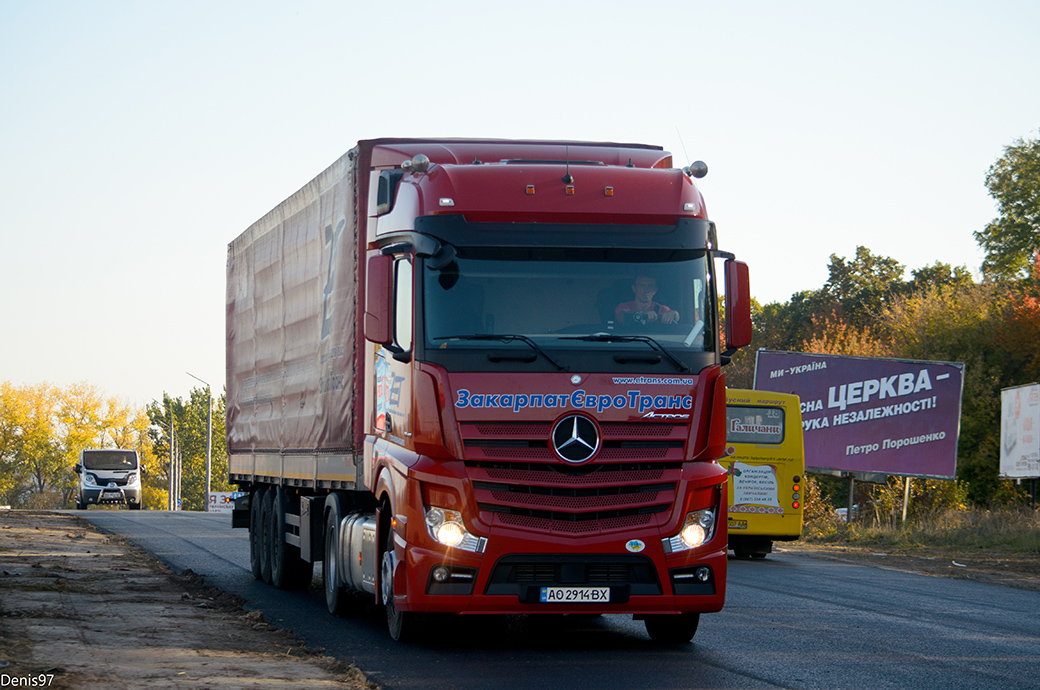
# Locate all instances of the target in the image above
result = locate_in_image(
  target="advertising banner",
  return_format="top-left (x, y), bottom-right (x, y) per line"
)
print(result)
top-left (1000, 383), bottom-right (1040, 479)
top-left (754, 351), bottom-right (963, 478)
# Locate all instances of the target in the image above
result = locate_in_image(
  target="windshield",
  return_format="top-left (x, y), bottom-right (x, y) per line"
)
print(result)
top-left (82, 450), bottom-right (138, 471)
top-left (423, 251), bottom-right (713, 366)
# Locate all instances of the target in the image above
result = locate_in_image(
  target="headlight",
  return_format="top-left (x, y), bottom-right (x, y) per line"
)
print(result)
top-left (83, 473), bottom-right (98, 487)
top-left (663, 509), bottom-right (716, 553)
top-left (424, 507), bottom-right (486, 553)
top-left (125, 472), bottom-right (138, 484)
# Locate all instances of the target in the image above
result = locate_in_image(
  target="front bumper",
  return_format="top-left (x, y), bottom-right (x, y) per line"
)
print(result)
top-left (392, 524), bottom-right (727, 615)
top-left (80, 486), bottom-right (141, 506)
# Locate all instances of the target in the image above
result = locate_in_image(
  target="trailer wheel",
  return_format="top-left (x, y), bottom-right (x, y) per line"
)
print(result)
top-left (382, 520), bottom-right (419, 641)
top-left (323, 493), bottom-right (355, 616)
top-left (249, 489), bottom-right (263, 580)
top-left (271, 487), bottom-right (314, 590)
top-left (259, 488), bottom-right (274, 584)
top-left (644, 613), bottom-right (700, 644)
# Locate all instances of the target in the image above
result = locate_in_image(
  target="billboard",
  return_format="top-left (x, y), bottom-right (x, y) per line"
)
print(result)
top-left (754, 351), bottom-right (964, 478)
top-left (1000, 383), bottom-right (1040, 479)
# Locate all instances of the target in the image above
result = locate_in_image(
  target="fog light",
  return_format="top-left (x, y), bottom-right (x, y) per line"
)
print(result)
top-left (432, 566), bottom-right (450, 582)
top-left (695, 566), bottom-right (711, 582)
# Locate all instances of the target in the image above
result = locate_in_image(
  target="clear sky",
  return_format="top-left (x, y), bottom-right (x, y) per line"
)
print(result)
top-left (2, 1), bottom-right (1038, 406)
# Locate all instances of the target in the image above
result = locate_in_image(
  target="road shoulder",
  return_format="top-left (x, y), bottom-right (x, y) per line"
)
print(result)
top-left (0, 510), bottom-right (376, 689)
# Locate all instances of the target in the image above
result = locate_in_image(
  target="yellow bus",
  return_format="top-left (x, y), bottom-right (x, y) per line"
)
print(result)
top-left (724, 389), bottom-right (804, 559)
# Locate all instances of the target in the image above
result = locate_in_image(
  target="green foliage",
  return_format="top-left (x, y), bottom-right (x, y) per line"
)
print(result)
top-left (146, 388), bottom-right (230, 511)
top-left (824, 246), bottom-right (905, 327)
top-left (974, 134), bottom-right (1040, 279)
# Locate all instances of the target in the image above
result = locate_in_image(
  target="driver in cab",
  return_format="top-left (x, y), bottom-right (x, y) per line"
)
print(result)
top-left (614, 275), bottom-right (679, 325)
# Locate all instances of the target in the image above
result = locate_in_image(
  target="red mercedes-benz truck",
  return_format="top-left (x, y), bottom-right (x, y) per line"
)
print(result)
top-left (227, 138), bottom-right (752, 643)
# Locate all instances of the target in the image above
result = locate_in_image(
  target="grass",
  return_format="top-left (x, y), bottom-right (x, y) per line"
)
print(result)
top-left (805, 507), bottom-right (1040, 554)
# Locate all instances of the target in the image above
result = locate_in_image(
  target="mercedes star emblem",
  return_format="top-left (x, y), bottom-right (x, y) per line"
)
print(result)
top-left (551, 414), bottom-right (601, 464)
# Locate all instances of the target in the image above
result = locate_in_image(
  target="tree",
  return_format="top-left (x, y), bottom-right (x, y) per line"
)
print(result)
top-left (823, 246), bottom-right (905, 327)
top-left (974, 133), bottom-right (1040, 279)
top-left (147, 388), bottom-right (230, 511)
top-left (879, 283), bottom-right (1017, 505)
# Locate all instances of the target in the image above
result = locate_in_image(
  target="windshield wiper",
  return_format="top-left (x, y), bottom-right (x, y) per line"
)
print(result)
top-left (436, 334), bottom-right (568, 371)
top-left (559, 334), bottom-right (692, 373)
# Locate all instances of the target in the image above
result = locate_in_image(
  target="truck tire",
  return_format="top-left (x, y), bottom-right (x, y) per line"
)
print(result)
top-left (270, 487), bottom-right (313, 590)
top-left (382, 516), bottom-right (419, 641)
top-left (249, 489), bottom-right (263, 580)
top-left (323, 493), bottom-right (355, 616)
top-left (259, 488), bottom-right (274, 584)
top-left (644, 613), bottom-right (700, 644)
top-left (128, 502), bottom-right (141, 510)
top-left (76, 500), bottom-right (86, 510)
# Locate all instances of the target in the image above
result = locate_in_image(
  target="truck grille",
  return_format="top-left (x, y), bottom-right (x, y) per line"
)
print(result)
top-left (461, 421), bottom-right (686, 535)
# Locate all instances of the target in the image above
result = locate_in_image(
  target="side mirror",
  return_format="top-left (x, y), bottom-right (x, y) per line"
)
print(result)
top-left (724, 259), bottom-right (752, 356)
top-left (140, 463), bottom-right (147, 477)
top-left (364, 253), bottom-right (393, 345)
top-left (74, 463), bottom-right (82, 474)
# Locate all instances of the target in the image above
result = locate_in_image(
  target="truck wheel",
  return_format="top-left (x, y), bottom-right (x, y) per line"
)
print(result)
top-left (271, 487), bottom-right (313, 590)
top-left (128, 502), bottom-right (141, 510)
top-left (249, 489), bottom-right (263, 580)
top-left (382, 521), bottom-right (419, 641)
top-left (76, 500), bottom-right (86, 510)
top-left (323, 493), bottom-right (358, 616)
top-left (259, 488), bottom-right (274, 584)
top-left (644, 613), bottom-right (700, 644)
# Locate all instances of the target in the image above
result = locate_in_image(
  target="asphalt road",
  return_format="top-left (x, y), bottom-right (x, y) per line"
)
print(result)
top-left (81, 510), bottom-right (1040, 690)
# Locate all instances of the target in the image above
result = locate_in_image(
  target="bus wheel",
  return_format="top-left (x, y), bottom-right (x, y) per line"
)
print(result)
top-left (382, 519), bottom-right (419, 641)
top-left (644, 613), bottom-right (700, 644)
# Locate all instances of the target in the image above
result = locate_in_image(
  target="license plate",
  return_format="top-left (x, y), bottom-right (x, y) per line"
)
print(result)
top-left (539, 587), bottom-right (610, 603)
top-left (728, 519), bottom-right (748, 530)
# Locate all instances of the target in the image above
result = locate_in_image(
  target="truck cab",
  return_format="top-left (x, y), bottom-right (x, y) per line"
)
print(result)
top-left (75, 449), bottom-right (143, 510)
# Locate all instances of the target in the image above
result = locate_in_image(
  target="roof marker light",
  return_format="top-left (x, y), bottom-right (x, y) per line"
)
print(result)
top-left (565, 185), bottom-right (575, 195)
top-left (684, 202), bottom-right (697, 212)
top-left (439, 198), bottom-right (455, 207)
top-left (526, 185), bottom-right (535, 195)
top-left (604, 187), bottom-right (614, 196)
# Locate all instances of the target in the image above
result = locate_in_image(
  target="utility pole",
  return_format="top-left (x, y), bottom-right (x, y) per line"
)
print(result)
top-left (168, 415), bottom-right (174, 511)
top-left (187, 373), bottom-right (213, 512)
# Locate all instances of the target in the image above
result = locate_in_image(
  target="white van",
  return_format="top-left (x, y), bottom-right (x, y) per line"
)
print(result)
top-left (74, 449), bottom-right (143, 510)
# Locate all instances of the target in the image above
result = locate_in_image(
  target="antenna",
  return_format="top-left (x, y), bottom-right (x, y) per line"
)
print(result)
top-left (562, 145), bottom-right (573, 184)
top-left (675, 126), bottom-right (691, 167)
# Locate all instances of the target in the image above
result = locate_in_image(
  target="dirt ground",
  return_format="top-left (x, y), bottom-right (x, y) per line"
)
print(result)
top-left (775, 541), bottom-right (1040, 591)
top-left (0, 510), bottom-right (376, 690)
